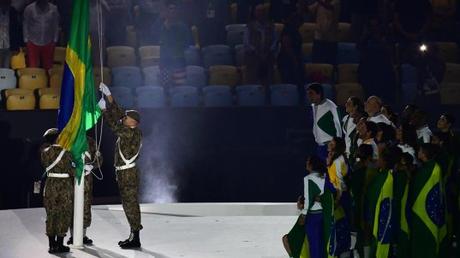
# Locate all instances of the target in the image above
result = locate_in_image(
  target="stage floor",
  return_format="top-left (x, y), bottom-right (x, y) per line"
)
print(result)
top-left (0, 203), bottom-right (298, 258)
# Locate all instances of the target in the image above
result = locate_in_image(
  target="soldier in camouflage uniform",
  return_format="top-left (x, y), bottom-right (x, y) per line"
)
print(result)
top-left (98, 83), bottom-right (143, 249)
top-left (40, 128), bottom-right (75, 253)
top-left (68, 136), bottom-right (102, 245)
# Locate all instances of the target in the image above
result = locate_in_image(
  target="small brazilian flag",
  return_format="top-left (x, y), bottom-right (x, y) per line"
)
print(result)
top-left (57, 0), bottom-right (101, 183)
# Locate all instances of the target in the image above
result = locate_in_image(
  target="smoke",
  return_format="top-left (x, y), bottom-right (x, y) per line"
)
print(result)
top-left (137, 114), bottom-right (178, 203)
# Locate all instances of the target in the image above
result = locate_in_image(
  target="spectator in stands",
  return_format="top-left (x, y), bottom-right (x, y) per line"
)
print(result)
top-left (342, 96), bottom-right (364, 158)
top-left (415, 43), bottom-right (445, 96)
top-left (90, 0), bottom-right (109, 66)
top-left (23, 0), bottom-right (60, 70)
top-left (349, 0), bottom-right (378, 42)
top-left (410, 109), bottom-right (432, 144)
top-left (308, 0), bottom-right (340, 64)
top-left (244, 2), bottom-right (278, 87)
top-left (0, 0), bottom-right (22, 68)
top-left (158, 1), bottom-right (191, 88)
top-left (365, 96), bottom-right (393, 126)
top-left (105, 0), bottom-right (133, 46)
top-left (306, 83), bottom-right (342, 162)
top-left (270, 0), bottom-right (298, 23)
top-left (55, 0), bottom-right (72, 44)
top-left (191, 0), bottom-right (229, 46)
top-left (430, 0), bottom-right (457, 41)
top-left (134, 0), bottom-right (164, 45)
top-left (436, 113), bottom-right (459, 154)
top-left (11, 0), bottom-right (33, 14)
top-left (393, 0), bottom-right (432, 63)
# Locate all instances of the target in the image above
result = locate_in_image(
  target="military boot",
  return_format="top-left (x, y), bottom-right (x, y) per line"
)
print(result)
top-left (55, 236), bottom-right (70, 253)
top-left (119, 230), bottom-right (141, 249)
top-left (47, 235), bottom-right (57, 253)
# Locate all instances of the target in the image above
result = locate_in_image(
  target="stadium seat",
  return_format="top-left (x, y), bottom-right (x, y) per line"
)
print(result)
top-left (136, 86), bottom-right (166, 108)
top-left (126, 26), bottom-right (138, 48)
top-left (37, 87), bottom-right (60, 96)
top-left (436, 42), bottom-right (458, 63)
top-left (440, 83), bottom-right (460, 105)
top-left (202, 45), bottom-right (233, 68)
top-left (337, 64), bottom-right (359, 83)
top-left (94, 67), bottom-right (112, 86)
top-left (236, 85), bottom-right (265, 106)
top-left (48, 67), bottom-right (64, 88)
top-left (208, 65), bottom-right (240, 87)
top-left (226, 24), bottom-right (246, 47)
top-left (106, 46), bottom-right (137, 68)
top-left (337, 23), bottom-right (351, 42)
top-left (270, 84), bottom-right (299, 106)
top-left (186, 66), bottom-right (207, 87)
top-left (234, 44), bottom-right (245, 66)
top-left (54, 47), bottom-right (66, 66)
top-left (110, 87), bottom-right (135, 108)
top-left (39, 93), bottom-right (60, 110)
top-left (138, 45), bottom-right (160, 67)
top-left (112, 66), bottom-right (143, 88)
top-left (0, 68), bottom-right (17, 99)
top-left (304, 63), bottom-right (334, 83)
top-left (335, 83), bottom-right (364, 106)
top-left (142, 66), bottom-right (160, 86)
top-left (185, 46), bottom-right (201, 66)
top-left (203, 85), bottom-right (233, 107)
top-left (6, 94), bottom-right (35, 110)
top-left (400, 64), bottom-right (417, 84)
top-left (443, 63), bottom-right (460, 83)
top-left (170, 86), bottom-right (200, 107)
top-left (4, 88), bottom-right (33, 98)
top-left (302, 43), bottom-right (313, 63)
top-left (337, 43), bottom-right (359, 64)
top-left (401, 83), bottom-right (417, 104)
top-left (299, 23), bottom-right (316, 43)
top-left (17, 68), bottom-right (47, 90)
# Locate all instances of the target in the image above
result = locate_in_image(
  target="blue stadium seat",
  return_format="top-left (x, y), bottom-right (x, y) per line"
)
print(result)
top-left (337, 43), bottom-right (359, 64)
top-left (0, 68), bottom-right (17, 100)
top-left (142, 66), bottom-right (160, 86)
top-left (401, 83), bottom-right (417, 104)
top-left (203, 85), bottom-right (233, 107)
top-left (236, 85), bottom-right (265, 106)
top-left (110, 87), bottom-right (135, 108)
top-left (170, 86), bottom-right (200, 107)
top-left (270, 84), bottom-right (299, 106)
top-left (226, 24), bottom-right (246, 47)
top-left (112, 66), bottom-right (143, 88)
top-left (136, 86), bottom-right (166, 108)
top-left (185, 46), bottom-right (201, 66)
top-left (202, 45), bottom-right (233, 68)
top-left (186, 66), bottom-right (207, 87)
top-left (304, 83), bottom-right (335, 105)
top-left (400, 64), bottom-right (417, 84)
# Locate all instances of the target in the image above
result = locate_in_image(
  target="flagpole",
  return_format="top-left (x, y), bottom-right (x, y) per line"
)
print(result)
top-left (72, 155), bottom-right (85, 248)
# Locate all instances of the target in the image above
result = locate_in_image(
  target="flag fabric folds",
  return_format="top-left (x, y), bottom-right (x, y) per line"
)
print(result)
top-left (57, 0), bottom-right (100, 182)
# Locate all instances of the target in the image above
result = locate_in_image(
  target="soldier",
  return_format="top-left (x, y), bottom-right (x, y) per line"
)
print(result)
top-left (67, 135), bottom-right (102, 245)
top-left (40, 128), bottom-right (75, 253)
top-left (98, 83), bottom-right (143, 249)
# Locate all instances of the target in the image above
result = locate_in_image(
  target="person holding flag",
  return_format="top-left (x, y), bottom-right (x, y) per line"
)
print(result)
top-left (98, 83), bottom-right (143, 249)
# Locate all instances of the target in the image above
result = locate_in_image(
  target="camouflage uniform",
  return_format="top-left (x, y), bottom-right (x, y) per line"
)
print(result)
top-left (41, 143), bottom-right (75, 237)
top-left (83, 136), bottom-right (103, 228)
top-left (104, 101), bottom-right (143, 231)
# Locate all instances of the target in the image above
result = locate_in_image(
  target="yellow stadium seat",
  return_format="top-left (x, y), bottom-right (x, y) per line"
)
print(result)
top-left (436, 42), bottom-right (458, 63)
top-left (126, 26), bottom-right (138, 48)
top-left (440, 83), bottom-right (460, 105)
top-left (94, 67), bottom-right (112, 86)
top-left (337, 64), bottom-right (359, 83)
top-left (138, 45), bottom-right (160, 67)
top-left (48, 67), bottom-right (64, 88)
top-left (443, 63), bottom-right (460, 83)
top-left (6, 94), bottom-right (36, 110)
top-left (208, 65), bottom-right (240, 87)
top-left (37, 87), bottom-right (60, 97)
top-left (335, 83), bottom-right (364, 106)
top-left (10, 49), bottom-right (26, 70)
top-left (54, 47), bottom-right (66, 66)
top-left (191, 25), bottom-right (200, 48)
top-left (39, 93), bottom-right (60, 109)
top-left (106, 46), bottom-right (136, 68)
top-left (337, 23), bottom-right (351, 42)
top-left (17, 68), bottom-right (48, 90)
top-left (230, 3), bottom-right (238, 24)
top-left (4, 88), bottom-right (33, 98)
top-left (299, 23), bottom-right (316, 43)
top-left (304, 63), bottom-right (334, 82)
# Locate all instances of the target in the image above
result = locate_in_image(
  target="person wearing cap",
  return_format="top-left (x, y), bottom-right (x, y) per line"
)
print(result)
top-left (98, 83), bottom-right (143, 249)
top-left (67, 135), bottom-right (103, 245)
top-left (40, 128), bottom-right (75, 254)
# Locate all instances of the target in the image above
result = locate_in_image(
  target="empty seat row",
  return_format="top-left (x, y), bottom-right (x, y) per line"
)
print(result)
top-left (2, 87), bottom-right (60, 110)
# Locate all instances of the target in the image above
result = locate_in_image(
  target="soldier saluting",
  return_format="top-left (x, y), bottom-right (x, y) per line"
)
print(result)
top-left (98, 83), bottom-right (143, 249)
top-left (40, 128), bottom-right (75, 253)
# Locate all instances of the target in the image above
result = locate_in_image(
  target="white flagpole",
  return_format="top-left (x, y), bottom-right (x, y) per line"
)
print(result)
top-left (72, 155), bottom-right (85, 248)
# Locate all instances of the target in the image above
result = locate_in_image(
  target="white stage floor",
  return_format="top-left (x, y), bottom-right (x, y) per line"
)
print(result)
top-left (0, 203), bottom-right (299, 258)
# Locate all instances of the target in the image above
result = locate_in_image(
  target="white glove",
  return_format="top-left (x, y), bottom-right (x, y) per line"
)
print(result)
top-left (99, 82), bottom-right (111, 96)
top-left (98, 97), bottom-right (106, 110)
top-left (84, 164), bottom-right (94, 172)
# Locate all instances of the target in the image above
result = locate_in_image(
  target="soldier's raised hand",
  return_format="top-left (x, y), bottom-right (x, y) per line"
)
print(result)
top-left (99, 82), bottom-right (111, 96)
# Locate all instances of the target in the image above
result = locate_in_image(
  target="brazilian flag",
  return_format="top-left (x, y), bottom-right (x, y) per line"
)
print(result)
top-left (411, 160), bottom-right (447, 258)
top-left (372, 169), bottom-right (393, 258)
top-left (57, 0), bottom-right (101, 183)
